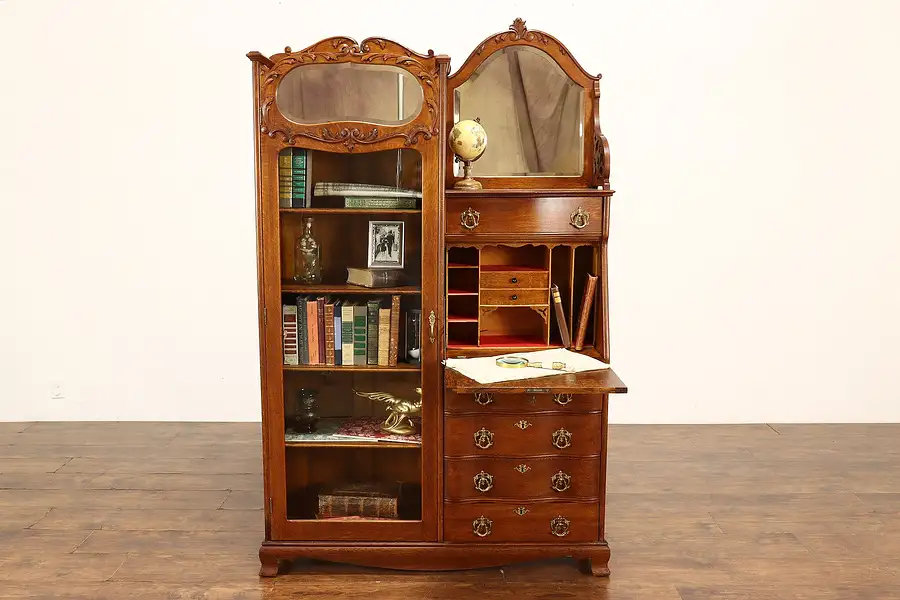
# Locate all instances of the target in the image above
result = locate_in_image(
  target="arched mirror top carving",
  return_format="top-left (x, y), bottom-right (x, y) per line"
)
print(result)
top-left (446, 19), bottom-right (609, 189)
top-left (249, 37), bottom-right (449, 153)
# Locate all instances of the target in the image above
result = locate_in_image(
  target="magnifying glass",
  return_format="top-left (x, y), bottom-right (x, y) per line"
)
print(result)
top-left (495, 356), bottom-right (569, 371)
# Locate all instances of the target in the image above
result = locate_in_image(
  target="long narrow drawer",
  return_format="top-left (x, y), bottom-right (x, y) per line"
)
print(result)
top-left (444, 501), bottom-right (599, 543)
top-left (480, 270), bottom-right (549, 289)
top-left (445, 456), bottom-right (600, 501)
top-left (447, 197), bottom-right (605, 236)
top-left (480, 288), bottom-right (548, 306)
top-left (445, 390), bottom-right (604, 414)
top-left (444, 413), bottom-right (602, 457)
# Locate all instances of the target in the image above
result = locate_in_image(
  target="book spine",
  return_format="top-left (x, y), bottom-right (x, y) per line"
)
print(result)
top-left (366, 300), bottom-right (380, 365)
top-left (282, 305), bottom-right (298, 366)
top-left (388, 295), bottom-right (400, 366)
top-left (316, 297), bottom-right (326, 363)
top-left (341, 305), bottom-right (355, 366)
top-left (353, 305), bottom-right (367, 366)
top-left (296, 296), bottom-right (309, 365)
top-left (551, 284), bottom-right (571, 348)
top-left (573, 274), bottom-right (598, 351)
top-left (278, 151), bottom-right (292, 208)
top-left (307, 299), bottom-right (319, 364)
top-left (344, 197), bottom-right (417, 209)
top-left (291, 148), bottom-right (307, 208)
top-left (324, 302), bottom-right (335, 366)
top-left (333, 303), bottom-right (342, 366)
top-left (378, 308), bottom-right (391, 367)
top-left (317, 495), bottom-right (398, 519)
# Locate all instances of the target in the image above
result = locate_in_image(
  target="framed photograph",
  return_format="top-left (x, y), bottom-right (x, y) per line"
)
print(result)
top-left (367, 221), bottom-right (405, 269)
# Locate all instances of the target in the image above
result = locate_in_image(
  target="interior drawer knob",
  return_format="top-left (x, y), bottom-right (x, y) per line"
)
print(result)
top-left (473, 470), bottom-right (494, 493)
top-left (550, 516), bottom-right (570, 537)
top-left (460, 207), bottom-right (480, 230)
top-left (473, 515), bottom-right (493, 537)
top-left (510, 294), bottom-right (518, 300)
top-left (552, 428), bottom-right (572, 449)
top-left (570, 206), bottom-right (590, 229)
top-left (550, 470), bottom-right (572, 492)
top-left (510, 277), bottom-right (518, 284)
top-left (474, 427), bottom-right (494, 449)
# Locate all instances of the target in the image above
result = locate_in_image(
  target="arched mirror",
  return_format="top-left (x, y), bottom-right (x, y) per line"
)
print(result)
top-left (454, 46), bottom-right (584, 177)
top-left (277, 63), bottom-right (424, 126)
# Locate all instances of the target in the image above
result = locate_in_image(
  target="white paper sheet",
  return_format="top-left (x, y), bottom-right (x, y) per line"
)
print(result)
top-left (444, 348), bottom-right (609, 385)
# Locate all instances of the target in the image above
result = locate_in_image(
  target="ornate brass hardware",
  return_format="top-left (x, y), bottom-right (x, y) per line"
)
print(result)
top-left (473, 515), bottom-right (493, 537)
top-left (473, 470), bottom-right (494, 493)
top-left (474, 392), bottom-right (493, 406)
top-left (473, 427), bottom-right (494, 449)
top-left (514, 506), bottom-right (529, 516)
top-left (551, 470), bottom-right (572, 492)
top-left (550, 516), bottom-right (570, 537)
top-left (514, 464), bottom-right (531, 474)
top-left (552, 428), bottom-right (572, 449)
top-left (553, 393), bottom-right (573, 406)
top-left (570, 206), bottom-right (590, 229)
top-left (460, 207), bottom-right (480, 230)
top-left (514, 420), bottom-right (532, 430)
top-left (428, 310), bottom-right (436, 344)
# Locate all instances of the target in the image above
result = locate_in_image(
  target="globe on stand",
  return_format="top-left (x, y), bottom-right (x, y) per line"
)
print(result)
top-left (449, 118), bottom-right (487, 190)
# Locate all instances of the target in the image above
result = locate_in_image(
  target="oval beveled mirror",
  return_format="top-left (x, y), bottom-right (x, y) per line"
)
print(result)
top-left (454, 46), bottom-right (584, 176)
top-left (277, 63), bottom-right (424, 126)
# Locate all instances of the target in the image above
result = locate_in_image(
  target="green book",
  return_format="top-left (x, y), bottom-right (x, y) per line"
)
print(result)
top-left (343, 196), bottom-right (417, 209)
top-left (366, 300), bottom-right (380, 365)
top-left (291, 148), bottom-right (308, 208)
top-left (341, 302), bottom-right (355, 366)
top-left (352, 304), bottom-right (368, 366)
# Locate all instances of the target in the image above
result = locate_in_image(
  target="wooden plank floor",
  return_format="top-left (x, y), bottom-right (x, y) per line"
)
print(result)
top-left (1, 422), bottom-right (899, 599)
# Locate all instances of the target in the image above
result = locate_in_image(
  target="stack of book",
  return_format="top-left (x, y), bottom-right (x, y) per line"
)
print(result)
top-left (313, 182), bottom-right (422, 209)
top-left (278, 148), bottom-right (310, 208)
top-left (282, 295), bottom-right (402, 367)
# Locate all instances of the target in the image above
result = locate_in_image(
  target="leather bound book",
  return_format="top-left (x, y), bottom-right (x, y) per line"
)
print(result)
top-left (333, 299), bottom-right (342, 366)
top-left (573, 274), bottom-right (598, 351)
top-left (341, 302), bottom-right (355, 366)
top-left (324, 300), bottom-right (335, 366)
top-left (388, 295), bottom-right (400, 366)
top-left (307, 298), bottom-right (320, 364)
top-left (551, 284), bottom-right (571, 348)
top-left (378, 307), bottom-right (391, 366)
top-left (352, 304), bottom-right (367, 366)
top-left (281, 305), bottom-right (298, 366)
top-left (296, 295), bottom-right (309, 365)
top-left (366, 300), bottom-right (380, 365)
top-left (316, 297), bottom-right (326, 363)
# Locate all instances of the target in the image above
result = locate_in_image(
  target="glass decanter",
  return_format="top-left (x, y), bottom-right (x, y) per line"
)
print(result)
top-left (293, 217), bottom-right (322, 283)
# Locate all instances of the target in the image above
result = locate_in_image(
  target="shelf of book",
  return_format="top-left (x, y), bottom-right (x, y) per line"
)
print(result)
top-left (281, 282), bottom-right (421, 295)
top-left (280, 208), bottom-right (421, 215)
top-left (283, 363), bottom-right (420, 373)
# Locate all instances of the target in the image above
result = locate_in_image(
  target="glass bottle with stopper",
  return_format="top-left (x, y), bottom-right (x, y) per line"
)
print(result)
top-left (293, 217), bottom-right (322, 283)
top-left (449, 117), bottom-right (487, 190)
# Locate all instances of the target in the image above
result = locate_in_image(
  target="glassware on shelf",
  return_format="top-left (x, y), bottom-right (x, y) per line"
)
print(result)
top-left (405, 308), bottom-right (422, 365)
top-left (293, 217), bottom-right (322, 283)
top-left (291, 389), bottom-right (319, 433)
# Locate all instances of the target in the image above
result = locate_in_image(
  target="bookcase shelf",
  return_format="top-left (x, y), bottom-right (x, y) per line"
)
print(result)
top-left (283, 363), bottom-right (420, 373)
top-left (285, 440), bottom-right (419, 450)
top-left (280, 208), bottom-right (421, 215)
top-left (281, 282), bottom-right (421, 295)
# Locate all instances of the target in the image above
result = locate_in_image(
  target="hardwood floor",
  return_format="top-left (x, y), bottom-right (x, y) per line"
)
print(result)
top-left (0, 422), bottom-right (898, 599)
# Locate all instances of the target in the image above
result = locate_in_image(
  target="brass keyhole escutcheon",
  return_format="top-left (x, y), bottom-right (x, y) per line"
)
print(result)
top-left (514, 506), bottom-right (529, 516)
top-left (514, 464), bottom-right (531, 474)
top-left (460, 207), bottom-right (480, 230)
top-left (474, 392), bottom-right (493, 406)
top-left (570, 206), bottom-right (590, 229)
top-left (473, 470), bottom-right (494, 493)
top-left (554, 393), bottom-right (573, 406)
top-left (552, 428), bottom-right (572, 449)
top-left (474, 427), bottom-right (494, 449)
top-left (551, 470), bottom-right (572, 492)
top-left (473, 515), bottom-right (492, 537)
top-left (550, 516), bottom-right (570, 537)
top-left (515, 420), bottom-right (532, 430)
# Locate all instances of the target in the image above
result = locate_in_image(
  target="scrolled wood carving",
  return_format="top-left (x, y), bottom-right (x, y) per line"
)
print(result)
top-left (256, 37), bottom-right (441, 150)
top-left (475, 18), bottom-right (565, 56)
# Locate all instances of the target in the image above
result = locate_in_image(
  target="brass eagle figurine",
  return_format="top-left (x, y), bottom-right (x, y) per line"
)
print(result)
top-left (352, 387), bottom-right (422, 436)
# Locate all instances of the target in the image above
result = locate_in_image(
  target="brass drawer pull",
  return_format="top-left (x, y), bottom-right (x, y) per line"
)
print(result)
top-left (553, 393), bottom-right (573, 406)
top-left (473, 470), bottom-right (494, 493)
top-left (514, 464), bottom-right (531, 474)
top-left (474, 427), bottom-right (494, 449)
top-left (550, 470), bottom-right (571, 492)
top-left (514, 420), bottom-right (532, 430)
top-left (514, 506), bottom-right (529, 516)
top-left (460, 207), bottom-right (480, 230)
top-left (570, 206), bottom-right (590, 229)
top-left (474, 392), bottom-right (493, 406)
top-left (473, 515), bottom-right (492, 537)
top-left (552, 428), bottom-right (572, 449)
top-left (550, 516), bottom-right (570, 537)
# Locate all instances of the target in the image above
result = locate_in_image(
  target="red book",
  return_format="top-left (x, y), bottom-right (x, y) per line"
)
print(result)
top-left (306, 298), bottom-right (319, 364)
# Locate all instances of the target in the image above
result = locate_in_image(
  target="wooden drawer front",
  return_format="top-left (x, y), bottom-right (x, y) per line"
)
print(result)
top-left (445, 390), bottom-right (604, 414)
top-left (480, 288), bottom-right (548, 306)
top-left (445, 457), bottom-right (600, 501)
top-left (444, 414), bottom-right (601, 457)
top-left (480, 271), bottom-right (549, 289)
top-left (447, 197), bottom-right (604, 236)
top-left (444, 501), bottom-right (599, 543)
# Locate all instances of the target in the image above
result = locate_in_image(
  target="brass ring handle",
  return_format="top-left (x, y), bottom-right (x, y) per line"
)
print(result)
top-left (428, 310), bottom-right (436, 344)
top-left (460, 207), bottom-right (480, 230)
top-left (552, 428), bottom-right (572, 449)
top-left (473, 515), bottom-right (492, 537)
top-left (550, 516), bottom-right (570, 537)
top-left (570, 206), bottom-right (590, 229)
top-left (550, 470), bottom-right (572, 492)
top-left (474, 392), bottom-right (493, 406)
top-left (474, 427), bottom-right (494, 449)
top-left (473, 470), bottom-right (494, 493)
top-left (553, 393), bottom-right (573, 406)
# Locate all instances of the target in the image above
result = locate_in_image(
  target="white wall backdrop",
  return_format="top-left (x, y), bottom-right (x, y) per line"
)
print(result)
top-left (2, 0), bottom-right (899, 422)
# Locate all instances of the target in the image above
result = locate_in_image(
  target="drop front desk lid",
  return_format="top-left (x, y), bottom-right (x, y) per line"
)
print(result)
top-left (444, 364), bottom-right (627, 394)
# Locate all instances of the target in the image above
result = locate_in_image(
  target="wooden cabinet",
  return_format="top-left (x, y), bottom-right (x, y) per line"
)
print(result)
top-left (249, 17), bottom-right (626, 578)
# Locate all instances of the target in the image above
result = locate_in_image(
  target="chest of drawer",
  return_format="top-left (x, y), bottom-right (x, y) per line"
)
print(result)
top-left (444, 413), bottom-right (602, 457)
top-left (445, 390), bottom-right (604, 414)
top-left (479, 270), bottom-right (549, 289)
top-left (445, 456), bottom-right (600, 501)
top-left (480, 288), bottom-right (548, 306)
top-left (447, 197), bottom-right (605, 236)
top-left (443, 501), bottom-right (599, 543)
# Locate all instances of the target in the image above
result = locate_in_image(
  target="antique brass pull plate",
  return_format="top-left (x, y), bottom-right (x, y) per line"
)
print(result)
top-left (570, 206), bottom-right (590, 229)
top-left (460, 207), bottom-right (480, 230)
top-left (514, 464), bottom-right (531, 474)
top-left (473, 427), bottom-right (494, 449)
top-left (473, 470), bottom-right (494, 493)
top-left (474, 392), bottom-right (493, 406)
top-left (514, 420), bottom-right (532, 430)
top-left (551, 470), bottom-right (572, 492)
top-left (473, 515), bottom-right (492, 537)
top-left (552, 428), bottom-right (572, 449)
top-left (553, 393), bottom-right (573, 406)
top-left (550, 515), bottom-right (570, 537)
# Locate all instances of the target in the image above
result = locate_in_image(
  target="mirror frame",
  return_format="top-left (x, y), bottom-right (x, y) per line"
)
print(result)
top-left (445, 18), bottom-right (610, 190)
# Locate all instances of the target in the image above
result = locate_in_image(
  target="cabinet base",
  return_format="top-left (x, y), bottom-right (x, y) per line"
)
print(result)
top-left (259, 541), bottom-right (610, 577)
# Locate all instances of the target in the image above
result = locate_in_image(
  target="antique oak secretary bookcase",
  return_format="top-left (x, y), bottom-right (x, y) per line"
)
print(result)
top-left (248, 18), bottom-right (627, 577)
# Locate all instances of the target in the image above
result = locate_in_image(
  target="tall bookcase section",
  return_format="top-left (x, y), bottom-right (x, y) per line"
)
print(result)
top-left (248, 39), bottom-right (449, 573)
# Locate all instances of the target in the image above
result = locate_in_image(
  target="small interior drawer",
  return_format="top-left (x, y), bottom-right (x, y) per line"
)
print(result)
top-left (480, 270), bottom-right (549, 289)
top-left (480, 288), bottom-right (548, 306)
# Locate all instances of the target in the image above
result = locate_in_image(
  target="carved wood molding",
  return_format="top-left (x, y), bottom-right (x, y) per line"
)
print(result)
top-left (254, 37), bottom-right (442, 151)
